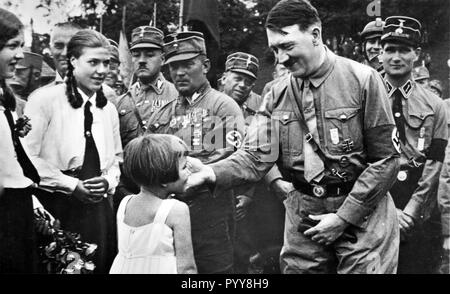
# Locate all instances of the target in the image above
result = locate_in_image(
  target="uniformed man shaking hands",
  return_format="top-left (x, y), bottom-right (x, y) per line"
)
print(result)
top-left (187, 0), bottom-right (401, 274)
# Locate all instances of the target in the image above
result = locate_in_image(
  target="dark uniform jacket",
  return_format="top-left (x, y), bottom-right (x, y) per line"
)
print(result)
top-left (146, 81), bottom-right (245, 228)
top-left (386, 79), bottom-right (448, 222)
top-left (210, 48), bottom-right (400, 228)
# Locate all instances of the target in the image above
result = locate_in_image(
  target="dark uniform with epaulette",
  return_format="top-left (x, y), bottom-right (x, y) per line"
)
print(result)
top-left (209, 46), bottom-right (401, 273)
top-left (146, 31), bottom-right (245, 274)
top-left (114, 26), bottom-right (178, 207)
top-left (381, 16), bottom-right (448, 274)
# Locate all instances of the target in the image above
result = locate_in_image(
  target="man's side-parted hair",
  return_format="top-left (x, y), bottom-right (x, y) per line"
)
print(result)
top-left (65, 29), bottom-right (110, 109)
top-left (51, 22), bottom-right (83, 42)
top-left (265, 0), bottom-right (321, 33)
top-left (123, 134), bottom-right (189, 187)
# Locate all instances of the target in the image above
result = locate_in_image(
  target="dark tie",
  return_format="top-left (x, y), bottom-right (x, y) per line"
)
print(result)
top-left (4, 108), bottom-right (40, 184)
top-left (79, 100), bottom-right (101, 180)
top-left (392, 89), bottom-right (406, 144)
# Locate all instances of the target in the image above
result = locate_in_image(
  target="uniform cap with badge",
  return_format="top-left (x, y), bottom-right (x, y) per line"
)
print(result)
top-left (225, 52), bottom-right (259, 80)
top-left (108, 39), bottom-right (120, 63)
top-left (381, 16), bottom-right (422, 47)
top-left (360, 17), bottom-right (385, 41)
top-left (130, 26), bottom-right (164, 51)
top-left (163, 31), bottom-right (206, 64)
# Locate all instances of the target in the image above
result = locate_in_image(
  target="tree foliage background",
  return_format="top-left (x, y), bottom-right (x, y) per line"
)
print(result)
top-left (3, 0), bottom-right (449, 94)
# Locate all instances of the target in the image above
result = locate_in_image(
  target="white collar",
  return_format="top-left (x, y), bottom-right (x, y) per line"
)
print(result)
top-left (77, 87), bottom-right (97, 104)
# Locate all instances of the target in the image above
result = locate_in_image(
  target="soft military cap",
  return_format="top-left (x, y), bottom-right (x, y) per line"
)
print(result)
top-left (361, 18), bottom-right (385, 40)
top-left (225, 52), bottom-right (259, 79)
top-left (163, 31), bottom-right (206, 64)
top-left (130, 26), bottom-right (164, 51)
top-left (412, 66), bottom-right (430, 81)
top-left (108, 39), bottom-right (119, 63)
top-left (381, 16), bottom-right (421, 47)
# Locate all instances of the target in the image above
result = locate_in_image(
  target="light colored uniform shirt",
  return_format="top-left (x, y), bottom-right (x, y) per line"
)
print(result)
top-left (23, 83), bottom-right (123, 195)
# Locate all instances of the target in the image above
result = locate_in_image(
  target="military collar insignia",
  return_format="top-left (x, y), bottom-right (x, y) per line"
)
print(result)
top-left (385, 79), bottom-right (413, 99)
top-left (156, 79), bottom-right (163, 91)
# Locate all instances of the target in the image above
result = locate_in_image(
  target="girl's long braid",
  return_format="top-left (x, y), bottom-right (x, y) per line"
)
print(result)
top-left (65, 57), bottom-right (107, 109)
top-left (65, 58), bottom-right (83, 109)
top-left (0, 79), bottom-right (16, 111)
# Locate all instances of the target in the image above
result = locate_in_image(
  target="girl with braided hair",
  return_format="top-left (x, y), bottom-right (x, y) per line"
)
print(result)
top-left (24, 29), bottom-right (122, 273)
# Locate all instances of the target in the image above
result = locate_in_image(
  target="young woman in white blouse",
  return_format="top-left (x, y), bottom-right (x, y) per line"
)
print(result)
top-left (24, 29), bottom-right (123, 273)
top-left (0, 8), bottom-right (51, 273)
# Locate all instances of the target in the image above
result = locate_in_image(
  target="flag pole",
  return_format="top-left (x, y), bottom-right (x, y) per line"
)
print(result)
top-left (153, 1), bottom-right (157, 27)
top-left (179, 0), bottom-right (184, 32)
top-left (122, 5), bottom-right (127, 33)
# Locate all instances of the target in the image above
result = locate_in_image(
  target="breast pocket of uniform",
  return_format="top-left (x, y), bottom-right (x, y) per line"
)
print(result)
top-left (324, 107), bottom-right (363, 155)
top-left (272, 111), bottom-right (303, 162)
top-left (405, 111), bottom-right (434, 152)
top-left (118, 108), bottom-right (139, 138)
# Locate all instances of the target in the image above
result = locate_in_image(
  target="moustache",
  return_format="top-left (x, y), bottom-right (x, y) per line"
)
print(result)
top-left (282, 58), bottom-right (295, 69)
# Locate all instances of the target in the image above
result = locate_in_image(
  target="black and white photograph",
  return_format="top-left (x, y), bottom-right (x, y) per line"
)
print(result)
top-left (0, 0), bottom-right (449, 279)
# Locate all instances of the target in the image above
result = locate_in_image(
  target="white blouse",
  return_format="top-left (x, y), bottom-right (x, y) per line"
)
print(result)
top-left (23, 84), bottom-right (123, 195)
top-left (0, 106), bottom-right (34, 189)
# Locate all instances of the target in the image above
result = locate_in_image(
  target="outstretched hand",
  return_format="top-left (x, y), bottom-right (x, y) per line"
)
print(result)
top-left (185, 157), bottom-right (216, 192)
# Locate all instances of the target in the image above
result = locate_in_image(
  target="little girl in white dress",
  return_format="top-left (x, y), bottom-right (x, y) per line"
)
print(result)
top-left (109, 134), bottom-right (197, 274)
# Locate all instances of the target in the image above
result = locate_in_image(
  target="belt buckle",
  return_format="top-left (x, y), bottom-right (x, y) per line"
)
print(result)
top-left (312, 185), bottom-right (326, 198)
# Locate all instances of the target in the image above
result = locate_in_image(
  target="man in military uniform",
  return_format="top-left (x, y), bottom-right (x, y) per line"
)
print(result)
top-left (113, 26), bottom-right (179, 205)
top-left (7, 51), bottom-right (43, 116)
top-left (146, 31), bottom-right (245, 273)
top-left (186, 0), bottom-right (401, 274)
top-left (221, 52), bottom-right (287, 273)
top-left (221, 52), bottom-right (262, 118)
top-left (381, 16), bottom-right (448, 274)
top-left (105, 39), bottom-right (126, 97)
top-left (360, 18), bottom-right (384, 72)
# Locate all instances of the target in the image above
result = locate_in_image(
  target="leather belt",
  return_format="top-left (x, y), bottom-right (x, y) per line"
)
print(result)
top-left (293, 180), bottom-right (354, 198)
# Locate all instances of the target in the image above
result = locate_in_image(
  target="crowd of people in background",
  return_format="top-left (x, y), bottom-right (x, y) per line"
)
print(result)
top-left (1, 0), bottom-right (449, 274)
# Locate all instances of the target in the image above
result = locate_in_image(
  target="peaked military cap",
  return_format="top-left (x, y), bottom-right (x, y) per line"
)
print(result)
top-left (412, 66), bottom-right (430, 81)
top-left (14, 51), bottom-right (43, 70)
top-left (163, 31), bottom-right (206, 64)
top-left (225, 52), bottom-right (259, 79)
top-left (381, 16), bottom-right (422, 47)
top-left (130, 26), bottom-right (164, 51)
top-left (361, 18), bottom-right (385, 41)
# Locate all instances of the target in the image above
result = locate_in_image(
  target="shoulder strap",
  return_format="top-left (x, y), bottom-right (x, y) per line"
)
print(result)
top-left (118, 195), bottom-right (134, 222)
top-left (285, 77), bottom-right (349, 182)
top-left (127, 87), bottom-right (147, 132)
top-left (153, 199), bottom-right (176, 224)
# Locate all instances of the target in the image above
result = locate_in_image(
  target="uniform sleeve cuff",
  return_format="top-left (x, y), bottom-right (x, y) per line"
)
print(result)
top-left (61, 175), bottom-right (79, 194)
top-left (263, 166), bottom-right (283, 185)
top-left (336, 196), bottom-right (373, 227)
top-left (403, 199), bottom-right (422, 221)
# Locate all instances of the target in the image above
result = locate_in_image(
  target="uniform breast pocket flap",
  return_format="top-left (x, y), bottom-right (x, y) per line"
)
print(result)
top-left (324, 107), bottom-right (362, 154)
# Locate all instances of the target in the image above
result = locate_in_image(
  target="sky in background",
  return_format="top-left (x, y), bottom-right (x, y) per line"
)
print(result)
top-left (1, 0), bottom-right (84, 46)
